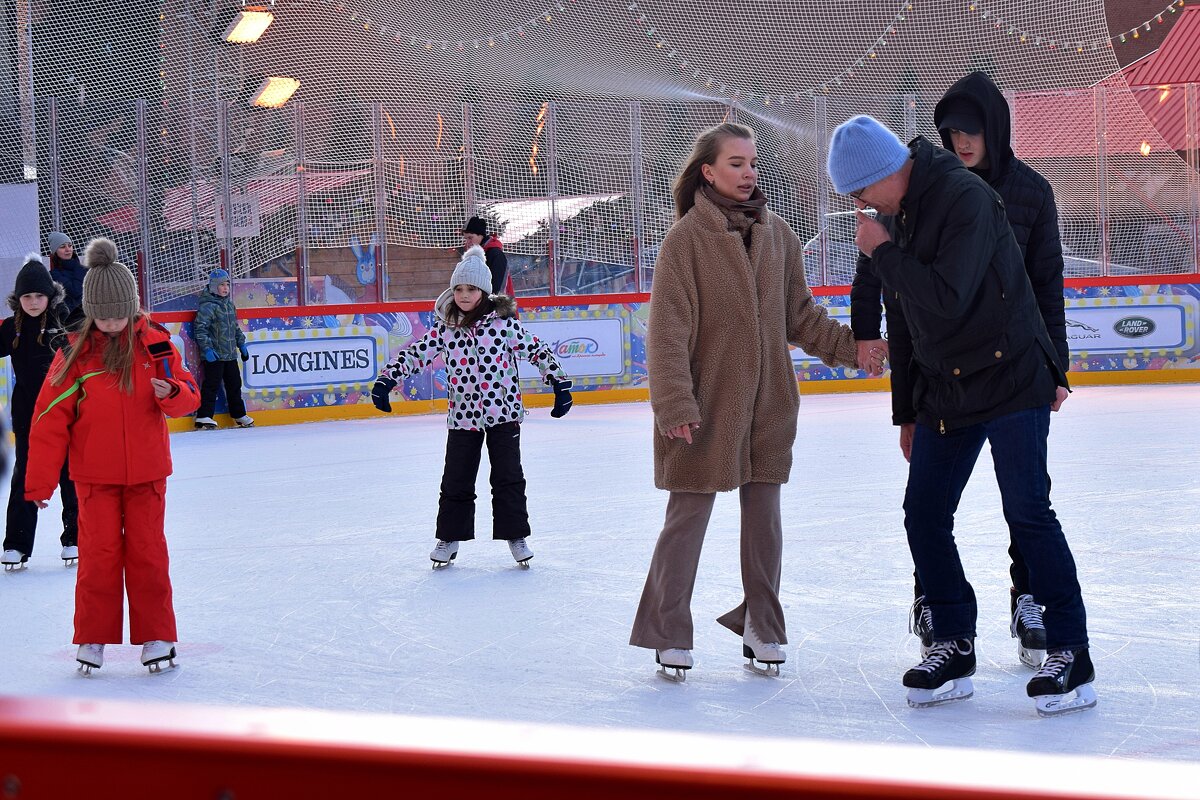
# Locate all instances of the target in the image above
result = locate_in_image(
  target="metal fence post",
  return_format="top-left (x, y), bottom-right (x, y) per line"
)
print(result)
top-left (463, 102), bottom-right (476, 218)
top-left (814, 95), bottom-right (830, 285)
top-left (49, 96), bottom-right (61, 232)
top-left (135, 99), bottom-right (154, 307)
top-left (217, 100), bottom-right (234, 276)
top-left (295, 100), bottom-right (309, 306)
top-left (902, 92), bottom-right (917, 141)
top-left (1187, 82), bottom-right (1200, 273)
top-left (371, 101), bottom-right (389, 302)
top-left (630, 101), bottom-right (646, 292)
top-left (1094, 87), bottom-right (1110, 276)
top-left (546, 100), bottom-right (560, 295)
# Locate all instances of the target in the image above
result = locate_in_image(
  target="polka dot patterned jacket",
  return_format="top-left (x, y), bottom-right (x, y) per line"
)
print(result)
top-left (380, 294), bottom-right (566, 431)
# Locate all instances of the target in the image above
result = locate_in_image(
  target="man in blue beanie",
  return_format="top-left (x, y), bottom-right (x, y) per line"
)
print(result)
top-left (826, 115), bottom-right (1094, 718)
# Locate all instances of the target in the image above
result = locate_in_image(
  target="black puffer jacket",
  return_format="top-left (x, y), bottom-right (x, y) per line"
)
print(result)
top-left (853, 72), bottom-right (1069, 371)
top-left (871, 138), bottom-right (1066, 431)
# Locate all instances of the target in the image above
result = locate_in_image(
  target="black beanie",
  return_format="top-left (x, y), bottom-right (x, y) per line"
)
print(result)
top-left (14, 257), bottom-right (56, 298)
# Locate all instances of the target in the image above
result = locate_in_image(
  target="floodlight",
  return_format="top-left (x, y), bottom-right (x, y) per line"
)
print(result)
top-left (250, 76), bottom-right (300, 108)
top-left (224, 8), bottom-right (274, 43)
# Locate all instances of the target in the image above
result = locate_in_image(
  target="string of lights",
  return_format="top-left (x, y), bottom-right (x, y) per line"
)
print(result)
top-left (965, 0), bottom-right (1184, 53)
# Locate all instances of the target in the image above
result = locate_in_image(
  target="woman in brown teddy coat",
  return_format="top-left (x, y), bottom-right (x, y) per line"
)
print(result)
top-left (630, 123), bottom-right (866, 680)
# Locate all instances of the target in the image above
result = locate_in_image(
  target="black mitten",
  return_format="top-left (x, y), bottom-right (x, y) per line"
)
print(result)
top-left (549, 378), bottom-right (573, 418)
top-left (371, 377), bottom-right (397, 413)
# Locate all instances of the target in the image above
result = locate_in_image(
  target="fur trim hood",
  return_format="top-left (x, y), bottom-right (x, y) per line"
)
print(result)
top-left (433, 290), bottom-right (516, 323)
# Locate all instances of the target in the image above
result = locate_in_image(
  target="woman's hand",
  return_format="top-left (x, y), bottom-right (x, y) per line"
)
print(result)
top-left (664, 422), bottom-right (701, 444)
top-left (150, 378), bottom-right (172, 399)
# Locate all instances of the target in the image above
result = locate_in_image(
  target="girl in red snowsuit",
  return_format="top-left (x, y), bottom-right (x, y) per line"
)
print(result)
top-left (26, 238), bottom-right (199, 674)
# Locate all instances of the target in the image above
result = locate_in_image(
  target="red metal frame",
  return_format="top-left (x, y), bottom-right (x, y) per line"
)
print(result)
top-left (149, 274), bottom-right (1200, 324)
top-left (0, 695), bottom-right (1190, 800)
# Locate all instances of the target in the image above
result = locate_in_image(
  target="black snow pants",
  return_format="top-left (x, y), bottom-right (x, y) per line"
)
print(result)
top-left (435, 421), bottom-right (530, 542)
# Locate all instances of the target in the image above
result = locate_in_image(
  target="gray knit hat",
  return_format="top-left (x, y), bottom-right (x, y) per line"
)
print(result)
top-left (82, 238), bottom-right (140, 319)
top-left (449, 245), bottom-right (492, 294)
top-left (47, 231), bottom-right (72, 253)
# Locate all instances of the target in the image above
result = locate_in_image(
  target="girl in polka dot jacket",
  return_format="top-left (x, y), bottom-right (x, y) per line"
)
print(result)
top-left (371, 245), bottom-right (573, 568)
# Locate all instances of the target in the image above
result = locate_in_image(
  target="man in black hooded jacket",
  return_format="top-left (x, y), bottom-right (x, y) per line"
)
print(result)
top-left (828, 115), bottom-right (1094, 716)
top-left (851, 71), bottom-right (1072, 671)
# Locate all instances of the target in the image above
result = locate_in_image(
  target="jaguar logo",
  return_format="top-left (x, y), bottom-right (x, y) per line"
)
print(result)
top-left (1113, 316), bottom-right (1155, 338)
top-left (1065, 319), bottom-right (1098, 333)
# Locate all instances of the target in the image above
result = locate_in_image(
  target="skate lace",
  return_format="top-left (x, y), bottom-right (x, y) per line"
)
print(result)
top-left (908, 596), bottom-right (932, 636)
top-left (434, 541), bottom-right (452, 552)
top-left (912, 639), bottom-right (970, 673)
top-left (1032, 650), bottom-right (1074, 679)
top-left (1011, 594), bottom-right (1045, 635)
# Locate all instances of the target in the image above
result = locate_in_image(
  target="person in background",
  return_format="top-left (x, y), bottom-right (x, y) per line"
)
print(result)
top-left (461, 216), bottom-right (510, 295)
top-left (0, 255), bottom-right (78, 570)
top-left (46, 231), bottom-right (87, 327)
top-left (193, 268), bottom-right (253, 430)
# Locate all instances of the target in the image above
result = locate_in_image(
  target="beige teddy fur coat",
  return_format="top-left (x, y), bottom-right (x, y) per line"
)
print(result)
top-left (648, 190), bottom-right (858, 493)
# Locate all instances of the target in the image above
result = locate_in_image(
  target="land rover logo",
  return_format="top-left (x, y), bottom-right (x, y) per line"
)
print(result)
top-left (1113, 316), bottom-right (1155, 338)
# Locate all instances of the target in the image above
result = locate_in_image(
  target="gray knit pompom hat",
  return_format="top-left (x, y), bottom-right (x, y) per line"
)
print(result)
top-left (82, 238), bottom-right (140, 320)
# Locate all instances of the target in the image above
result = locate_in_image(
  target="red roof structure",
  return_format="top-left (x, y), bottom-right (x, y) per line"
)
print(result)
top-left (1118, 4), bottom-right (1200, 151)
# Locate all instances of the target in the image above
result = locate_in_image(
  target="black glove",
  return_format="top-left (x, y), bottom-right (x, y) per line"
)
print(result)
top-left (371, 377), bottom-right (397, 413)
top-left (549, 378), bottom-right (573, 418)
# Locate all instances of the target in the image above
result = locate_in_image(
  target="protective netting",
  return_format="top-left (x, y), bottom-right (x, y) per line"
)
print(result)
top-left (2, 0), bottom-right (1194, 308)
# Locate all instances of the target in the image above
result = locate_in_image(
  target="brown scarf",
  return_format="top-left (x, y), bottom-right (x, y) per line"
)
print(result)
top-left (701, 185), bottom-right (768, 248)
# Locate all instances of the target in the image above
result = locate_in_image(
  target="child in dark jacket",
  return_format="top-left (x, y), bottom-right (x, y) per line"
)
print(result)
top-left (0, 256), bottom-right (79, 570)
top-left (27, 238), bottom-right (200, 674)
top-left (371, 245), bottom-right (573, 568)
top-left (46, 231), bottom-right (87, 328)
top-left (193, 268), bottom-right (252, 430)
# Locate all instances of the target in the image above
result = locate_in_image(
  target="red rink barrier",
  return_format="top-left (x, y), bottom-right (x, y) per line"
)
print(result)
top-left (2, 696), bottom-right (1197, 800)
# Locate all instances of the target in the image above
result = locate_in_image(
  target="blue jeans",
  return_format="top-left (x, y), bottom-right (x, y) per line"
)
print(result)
top-left (903, 406), bottom-right (1088, 651)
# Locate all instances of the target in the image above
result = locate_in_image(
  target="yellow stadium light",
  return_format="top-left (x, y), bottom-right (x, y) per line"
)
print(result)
top-left (1140, 141), bottom-right (1152, 156)
top-left (224, 9), bottom-right (274, 44)
top-left (250, 76), bottom-right (300, 108)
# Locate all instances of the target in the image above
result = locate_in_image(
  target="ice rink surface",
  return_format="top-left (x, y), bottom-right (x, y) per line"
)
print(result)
top-left (2, 384), bottom-right (1197, 763)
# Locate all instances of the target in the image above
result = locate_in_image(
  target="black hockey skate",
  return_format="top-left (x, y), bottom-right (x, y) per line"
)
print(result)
top-left (903, 638), bottom-right (976, 708)
top-left (1010, 590), bottom-right (1047, 669)
top-left (1026, 647), bottom-right (1096, 717)
top-left (909, 595), bottom-right (934, 656)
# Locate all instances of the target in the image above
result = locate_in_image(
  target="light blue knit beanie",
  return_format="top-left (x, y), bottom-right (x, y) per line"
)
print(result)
top-left (826, 115), bottom-right (911, 195)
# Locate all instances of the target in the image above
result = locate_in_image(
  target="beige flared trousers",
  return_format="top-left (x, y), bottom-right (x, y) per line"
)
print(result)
top-left (629, 482), bottom-right (786, 651)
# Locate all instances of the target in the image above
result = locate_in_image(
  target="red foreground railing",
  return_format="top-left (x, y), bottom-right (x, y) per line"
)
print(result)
top-left (1, 695), bottom-right (1197, 800)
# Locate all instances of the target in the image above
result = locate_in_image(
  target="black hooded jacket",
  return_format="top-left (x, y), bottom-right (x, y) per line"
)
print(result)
top-left (868, 138), bottom-right (1066, 431)
top-left (852, 71), bottom-right (1069, 371)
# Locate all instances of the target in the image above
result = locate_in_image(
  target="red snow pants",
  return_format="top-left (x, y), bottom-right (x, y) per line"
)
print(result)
top-left (73, 480), bottom-right (177, 645)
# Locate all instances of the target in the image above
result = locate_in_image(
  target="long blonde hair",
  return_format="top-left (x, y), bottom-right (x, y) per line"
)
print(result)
top-left (672, 122), bottom-right (755, 219)
top-left (50, 312), bottom-right (144, 393)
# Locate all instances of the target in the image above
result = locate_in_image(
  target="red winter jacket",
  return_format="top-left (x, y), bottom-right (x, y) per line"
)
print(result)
top-left (25, 316), bottom-right (200, 500)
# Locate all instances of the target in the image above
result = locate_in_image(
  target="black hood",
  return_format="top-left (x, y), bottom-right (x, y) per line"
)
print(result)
top-left (934, 71), bottom-right (1013, 184)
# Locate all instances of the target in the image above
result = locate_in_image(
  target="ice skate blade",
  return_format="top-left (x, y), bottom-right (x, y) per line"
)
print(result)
top-left (1018, 644), bottom-right (1046, 670)
top-left (146, 658), bottom-right (177, 674)
top-left (657, 665), bottom-right (687, 682)
top-left (744, 659), bottom-right (781, 677)
top-left (3, 562), bottom-right (27, 572)
top-left (76, 662), bottom-right (99, 676)
top-left (906, 677), bottom-right (974, 708)
top-left (1035, 683), bottom-right (1097, 717)
top-left (431, 552), bottom-right (458, 569)
top-left (514, 558), bottom-right (532, 568)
